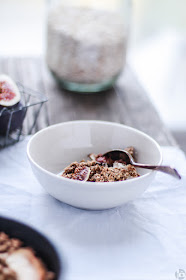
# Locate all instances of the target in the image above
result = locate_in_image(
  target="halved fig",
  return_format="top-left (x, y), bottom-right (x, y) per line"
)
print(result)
top-left (88, 153), bottom-right (107, 164)
top-left (73, 166), bottom-right (90, 181)
top-left (0, 75), bottom-right (26, 135)
top-left (0, 75), bottom-right (21, 107)
top-left (6, 248), bottom-right (47, 280)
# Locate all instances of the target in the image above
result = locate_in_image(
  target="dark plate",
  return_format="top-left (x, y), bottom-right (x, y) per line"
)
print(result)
top-left (0, 216), bottom-right (62, 279)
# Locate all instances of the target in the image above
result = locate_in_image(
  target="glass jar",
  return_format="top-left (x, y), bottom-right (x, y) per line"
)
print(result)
top-left (46, 0), bottom-right (131, 93)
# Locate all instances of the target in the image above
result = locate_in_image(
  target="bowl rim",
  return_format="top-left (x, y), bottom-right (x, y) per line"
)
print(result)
top-left (27, 120), bottom-right (162, 188)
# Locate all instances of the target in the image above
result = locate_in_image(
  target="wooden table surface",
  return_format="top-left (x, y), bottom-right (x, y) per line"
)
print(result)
top-left (0, 56), bottom-right (177, 146)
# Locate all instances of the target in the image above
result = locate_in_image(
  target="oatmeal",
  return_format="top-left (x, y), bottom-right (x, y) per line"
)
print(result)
top-left (61, 146), bottom-right (140, 182)
top-left (0, 232), bottom-right (55, 280)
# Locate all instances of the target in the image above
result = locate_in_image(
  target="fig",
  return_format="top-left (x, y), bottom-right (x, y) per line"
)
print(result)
top-left (61, 164), bottom-right (91, 181)
top-left (73, 166), bottom-right (90, 181)
top-left (88, 153), bottom-right (107, 164)
top-left (0, 75), bottom-right (26, 135)
top-left (88, 153), bottom-right (111, 166)
top-left (0, 75), bottom-right (21, 107)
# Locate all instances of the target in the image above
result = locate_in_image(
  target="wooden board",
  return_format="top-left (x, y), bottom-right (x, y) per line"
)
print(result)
top-left (0, 56), bottom-right (177, 146)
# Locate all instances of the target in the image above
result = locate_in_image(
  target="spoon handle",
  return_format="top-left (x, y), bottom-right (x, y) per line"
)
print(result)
top-left (133, 163), bottom-right (181, 179)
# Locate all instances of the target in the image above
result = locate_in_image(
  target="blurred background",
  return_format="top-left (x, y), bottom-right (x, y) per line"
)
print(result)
top-left (0, 0), bottom-right (185, 151)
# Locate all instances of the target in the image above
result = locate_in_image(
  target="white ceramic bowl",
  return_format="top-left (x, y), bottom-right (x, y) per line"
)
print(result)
top-left (27, 121), bottom-right (162, 210)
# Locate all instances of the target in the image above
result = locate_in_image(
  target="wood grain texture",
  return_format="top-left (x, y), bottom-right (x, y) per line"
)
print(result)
top-left (0, 56), bottom-right (177, 146)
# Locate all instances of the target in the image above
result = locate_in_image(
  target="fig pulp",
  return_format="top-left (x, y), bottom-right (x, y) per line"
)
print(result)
top-left (0, 75), bottom-right (21, 107)
top-left (73, 166), bottom-right (90, 181)
top-left (0, 75), bottom-right (25, 135)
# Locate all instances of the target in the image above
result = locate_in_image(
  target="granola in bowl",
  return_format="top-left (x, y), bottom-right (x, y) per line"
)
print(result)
top-left (0, 232), bottom-right (55, 280)
top-left (61, 146), bottom-right (140, 182)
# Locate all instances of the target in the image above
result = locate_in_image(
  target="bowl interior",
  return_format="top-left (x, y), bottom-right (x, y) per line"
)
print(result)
top-left (28, 121), bottom-right (162, 177)
top-left (0, 217), bottom-right (61, 279)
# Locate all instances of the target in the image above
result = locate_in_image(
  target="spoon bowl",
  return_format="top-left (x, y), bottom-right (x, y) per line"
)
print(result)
top-left (103, 149), bottom-right (181, 179)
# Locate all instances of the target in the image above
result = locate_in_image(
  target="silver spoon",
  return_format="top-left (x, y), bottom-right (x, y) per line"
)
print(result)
top-left (102, 149), bottom-right (181, 180)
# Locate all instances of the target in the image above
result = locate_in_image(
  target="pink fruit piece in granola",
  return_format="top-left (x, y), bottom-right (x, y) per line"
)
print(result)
top-left (73, 166), bottom-right (90, 181)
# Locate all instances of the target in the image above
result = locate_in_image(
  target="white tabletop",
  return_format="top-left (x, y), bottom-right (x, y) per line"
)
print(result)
top-left (0, 138), bottom-right (186, 280)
